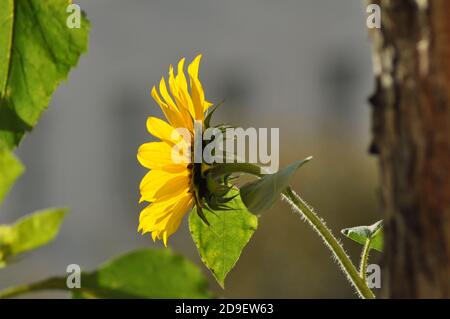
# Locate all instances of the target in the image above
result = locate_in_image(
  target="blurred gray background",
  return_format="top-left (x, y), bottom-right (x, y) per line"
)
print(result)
top-left (0, 0), bottom-right (381, 298)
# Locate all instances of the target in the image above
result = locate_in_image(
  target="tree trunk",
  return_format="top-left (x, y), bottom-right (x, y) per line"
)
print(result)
top-left (367, 0), bottom-right (450, 298)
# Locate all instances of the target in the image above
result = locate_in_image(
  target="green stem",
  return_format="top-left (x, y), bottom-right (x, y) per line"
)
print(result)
top-left (0, 277), bottom-right (67, 299)
top-left (360, 238), bottom-right (372, 281)
top-left (208, 162), bottom-right (375, 298)
top-left (282, 187), bottom-right (375, 299)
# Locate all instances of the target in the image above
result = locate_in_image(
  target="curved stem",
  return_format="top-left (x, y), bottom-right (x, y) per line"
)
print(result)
top-left (360, 238), bottom-right (372, 281)
top-left (209, 162), bottom-right (375, 298)
top-left (0, 277), bottom-right (67, 299)
top-left (0, 170), bottom-right (375, 299)
top-left (282, 187), bottom-right (375, 299)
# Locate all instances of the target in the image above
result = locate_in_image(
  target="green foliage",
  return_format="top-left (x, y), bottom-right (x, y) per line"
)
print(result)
top-left (189, 188), bottom-right (258, 287)
top-left (0, 149), bottom-right (24, 204)
top-left (0, 0), bottom-right (90, 149)
top-left (341, 220), bottom-right (383, 252)
top-left (72, 249), bottom-right (211, 299)
top-left (0, 2), bottom-right (214, 301)
top-left (240, 157), bottom-right (312, 213)
top-left (0, 209), bottom-right (67, 267)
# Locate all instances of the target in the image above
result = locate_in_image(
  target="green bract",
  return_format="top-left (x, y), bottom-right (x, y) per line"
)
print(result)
top-left (240, 157), bottom-right (312, 214)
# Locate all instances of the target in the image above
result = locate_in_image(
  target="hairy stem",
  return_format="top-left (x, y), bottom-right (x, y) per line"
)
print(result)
top-left (282, 187), bottom-right (375, 299)
top-left (208, 162), bottom-right (375, 298)
top-left (360, 238), bottom-right (372, 282)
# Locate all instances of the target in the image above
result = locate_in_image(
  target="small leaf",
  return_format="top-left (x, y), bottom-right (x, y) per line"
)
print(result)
top-left (0, 149), bottom-right (24, 204)
top-left (74, 249), bottom-right (211, 299)
top-left (240, 157), bottom-right (312, 213)
top-left (0, 0), bottom-right (90, 149)
top-left (189, 188), bottom-right (258, 287)
top-left (341, 220), bottom-right (383, 252)
top-left (0, 208), bottom-right (67, 264)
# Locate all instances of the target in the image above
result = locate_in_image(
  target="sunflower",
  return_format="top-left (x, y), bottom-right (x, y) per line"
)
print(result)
top-left (137, 55), bottom-right (213, 246)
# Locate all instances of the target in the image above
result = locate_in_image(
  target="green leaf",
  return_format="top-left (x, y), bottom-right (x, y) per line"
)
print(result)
top-left (0, 0), bottom-right (90, 149)
top-left (0, 148), bottom-right (24, 204)
top-left (73, 249), bottom-right (211, 299)
top-left (0, 208), bottom-right (67, 265)
top-left (189, 188), bottom-right (258, 287)
top-left (341, 220), bottom-right (383, 252)
top-left (240, 157), bottom-right (312, 213)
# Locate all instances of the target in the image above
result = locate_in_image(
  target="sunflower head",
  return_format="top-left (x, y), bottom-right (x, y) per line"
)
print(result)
top-left (137, 55), bottom-right (230, 246)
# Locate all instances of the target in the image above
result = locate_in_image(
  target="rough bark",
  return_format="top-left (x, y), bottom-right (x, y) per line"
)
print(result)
top-left (367, 0), bottom-right (450, 298)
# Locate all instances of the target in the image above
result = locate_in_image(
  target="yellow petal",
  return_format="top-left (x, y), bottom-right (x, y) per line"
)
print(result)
top-left (139, 202), bottom-right (175, 233)
top-left (159, 77), bottom-right (178, 111)
top-left (140, 169), bottom-right (191, 203)
top-left (163, 231), bottom-right (169, 247)
top-left (162, 195), bottom-right (194, 246)
top-left (146, 117), bottom-right (185, 145)
top-left (140, 168), bottom-right (189, 192)
top-left (138, 190), bottom-right (193, 241)
top-left (137, 142), bottom-right (189, 172)
top-left (188, 55), bottom-right (206, 120)
top-left (179, 104), bottom-right (195, 132)
top-left (139, 189), bottom-right (188, 225)
top-left (169, 66), bottom-right (195, 130)
top-left (165, 195), bottom-right (194, 235)
top-left (151, 86), bottom-right (185, 128)
top-left (188, 54), bottom-right (202, 80)
top-left (140, 191), bottom-right (194, 246)
top-left (176, 58), bottom-right (188, 92)
top-left (168, 65), bottom-right (182, 105)
top-left (190, 76), bottom-right (205, 120)
top-left (139, 197), bottom-right (176, 225)
top-left (175, 59), bottom-right (196, 118)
